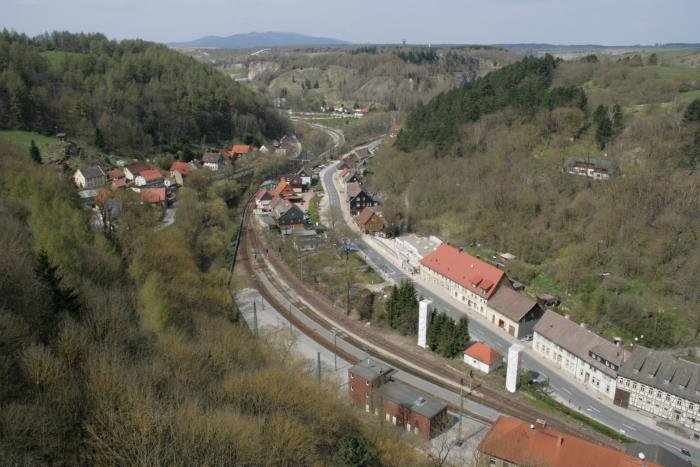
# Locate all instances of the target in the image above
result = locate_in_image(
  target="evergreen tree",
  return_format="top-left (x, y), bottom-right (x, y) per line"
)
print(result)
top-left (333, 434), bottom-right (378, 467)
top-left (684, 99), bottom-right (700, 123)
top-left (29, 139), bottom-right (41, 164)
top-left (33, 249), bottom-right (81, 342)
top-left (648, 53), bottom-right (658, 65)
top-left (94, 127), bottom-right (106, 150)
top-left (596, 117), bottom-right (613, 149)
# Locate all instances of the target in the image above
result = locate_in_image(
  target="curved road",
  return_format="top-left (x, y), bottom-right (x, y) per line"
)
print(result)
top-left (321, 159), bottom-right (699, 461)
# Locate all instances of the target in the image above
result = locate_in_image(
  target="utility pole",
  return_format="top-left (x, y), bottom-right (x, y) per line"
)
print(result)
top-left (334, 332), bottom-right (338, 371)
top-left (317, 352), bottom-right (321, 382)
top-left (253, 300), bottom-right (258, 337)
top-left (458, 377), bottom-right (464, 443)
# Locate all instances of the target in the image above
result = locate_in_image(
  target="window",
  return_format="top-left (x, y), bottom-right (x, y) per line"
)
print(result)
top-left (350, 385), bottom-right (354, 392)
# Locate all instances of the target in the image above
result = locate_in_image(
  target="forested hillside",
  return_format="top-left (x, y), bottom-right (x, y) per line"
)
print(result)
top-left (0, 134), bottom-right (420, 464)
top-left (369, 53), bottom-right (700, 348)
top-left (0, 31), bottom-right (288, 153)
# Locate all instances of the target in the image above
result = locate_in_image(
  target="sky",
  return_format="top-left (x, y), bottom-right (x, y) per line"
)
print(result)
top-left (2, 0), bottom-right (699, 45)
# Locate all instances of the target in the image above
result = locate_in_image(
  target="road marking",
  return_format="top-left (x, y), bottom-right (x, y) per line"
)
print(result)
top-left (622, 423), bottom-right (637, 431)
top-left (663, 441), bottom-right (680, 451)
top-left (586, 406), bottom-right (601, 414)
top-left (560, 387), bottom-right (572, 395)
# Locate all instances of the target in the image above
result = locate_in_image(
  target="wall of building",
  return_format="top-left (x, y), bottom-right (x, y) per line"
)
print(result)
top-left (616, 376), bottom-right (700, 435)
top-left (382, 399), bottom-right (433, 441)
top-left (485, 306), bottom-right (520, 337)
top-left (464, 355), bottom-right (500, 374)
top-left (419, 264), bottom-right (488, 316)
top-left (533, 333), bottom-right (617, 400)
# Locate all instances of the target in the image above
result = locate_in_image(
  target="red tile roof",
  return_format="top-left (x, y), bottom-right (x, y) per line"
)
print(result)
top-left (106, 168), bottom-right (124, 180)
top-left (231, 144), bottom-right (252, 155)
top-left (255, 188), bottom-right (273, 201)
top-left (464, 342), bottom-right (501, 365)
top-left (170, 161), bottom-right (191, 176)
top-left (420, 244), bottom-right (504, 299)
top-left (111, 179), bottom-right (127, 189)
top-left (356, 207), bottom-right (380, 227)
top-left (273, 179), bottom-right (295, 198)
top-left (479, 416), bottom-right (661, 467)
top-left (141, 187), bottom-right (166, 204)
top-left (139, 169), bottom-right (163, 182)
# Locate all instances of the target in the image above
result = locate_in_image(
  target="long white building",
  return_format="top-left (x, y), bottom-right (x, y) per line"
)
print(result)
top-left (533, 310), bottom-right (628, 401)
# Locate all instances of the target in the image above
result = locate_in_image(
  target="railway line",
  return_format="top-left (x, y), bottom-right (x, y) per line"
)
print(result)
top-left (235, 203), bottom-right (621, 449)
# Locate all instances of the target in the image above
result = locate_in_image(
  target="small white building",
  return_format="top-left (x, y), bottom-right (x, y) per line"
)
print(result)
top-left (533, 310), bottom-right (628, 401)
top-left (202, 153), bottom-right (224, 171)
top-left (464, 342), bottom-right (502, 374)
top-left (394, 234), bottom-right (442, 274)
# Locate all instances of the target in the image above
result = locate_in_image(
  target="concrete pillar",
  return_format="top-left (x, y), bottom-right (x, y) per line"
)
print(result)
top-left (417, 299), bottom-right (433, 348)
top-left (506, 344), bottom-right (524, 393)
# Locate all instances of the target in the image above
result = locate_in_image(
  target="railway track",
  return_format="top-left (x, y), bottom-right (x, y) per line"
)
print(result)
top-left (236, 204), bottom-right (619, 448)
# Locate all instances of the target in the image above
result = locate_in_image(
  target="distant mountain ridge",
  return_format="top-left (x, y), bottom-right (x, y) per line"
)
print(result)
top-left (169, 31), bottom-right (349, 49)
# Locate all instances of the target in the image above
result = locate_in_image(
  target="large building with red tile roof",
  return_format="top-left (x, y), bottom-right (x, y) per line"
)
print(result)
top-left (478, 416), bottom-right (661, 467)
top-left (420, 243), bottom-right (505, 315)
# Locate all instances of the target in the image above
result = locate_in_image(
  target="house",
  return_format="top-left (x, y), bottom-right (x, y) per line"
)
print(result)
top-left (353, 147), bottom-right (371, 162)
top-left (202, 152), bottom-right (224, 171)
top-left (420, 243), bottom-right (505, 318)
top-left (624, 443), bottom-right (689, 467)
top-left (348, 359), bottom-right (448, 440)
top-left (347, 182), bottom-right (378, 215)
top-left (614, 346), bottom-right (700, 438)
top-left (255, 188), bottom-right (274, 210)
top-left (270, 196), bottom-right (305, 233)
top-left (355, 207), bottom-right (385, 234)
top-left (111, 179), bottom-right (127, 190)
top-left (73, 165), bottom-right (106, 189)
top-left (478, 416), bottom-right (661, 467)
top-left (78, 189), bottom-right (99, 207)
top-left (124, 162), bottom-right (152, 182)
top-left (170, 161), bottom-right (192, 177)
top-left (464, 342), bottom-right (502, 374)
top-left (105, 168), bottom-right (124, 181)
top-left (564, 158), bottom-right (620, 180)
top-left (296, 167), bottom-right (313, 189)
top-left (486, 286), bottom-right (544, 338)
top-left (231, 144), bottom-right (253, 158)
top-left (141, 187), bottom-right (166, 205)
top-left (288, 174), bottom-right (305, 193)
top-left (394, 234), bottom-right (442, 274)
top-left (389, 124), bottom-right (402, 138)
top-left (273, 178), bottom-right (297, 199)
top-left (135, 169), bottom-right (164, 187)
top-left (533, 310), bottom-right (628, 401)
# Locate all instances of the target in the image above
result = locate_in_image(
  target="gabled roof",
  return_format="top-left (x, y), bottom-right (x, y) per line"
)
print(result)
top-left (126, 162), bottom-right (151, 176)
top-left (464, 342), bottom-right (501, 365)
top-left (231, 144), bottom-right (252, 154)
top-left (79, 165), bottom-right (105, 179)
top-left (356, 207), bottom-right (382, 227)
top-left (170, 161), bottom-right (192, 176)
top-left (618, 346), bottom-right (700, 404)
top-left (479, 416), bottom-right (661, 467)
top-left (420, 244), bottom-right (504, 300)
top-left (624, 443), bottom-right (688, 467)
top-left (534, 311), bottom-right (628, 377)
top-left (488, 286), bottom-right (541, 323)
top-left (111, 179), bottom-right (127, 189)
top-left (202, 152), bottom-right (223, 164)
top-left (139, 169), bottom-right (163, 182)
top-left (297, 166), bottom-right (312, 177)
top-left (141, 187), bottom-right (166, 203)
top-left (346, 182), bottom-right (363, 199)
top-left (106, 168), bottom-right (124, 180)
top-left (354, 147), bottom-right (371, 160)
top-left (273, 179), bottom-right (294, 197)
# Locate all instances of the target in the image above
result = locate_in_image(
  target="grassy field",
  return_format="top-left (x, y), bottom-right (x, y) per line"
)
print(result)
top-left (0, 130), bottom-right (56, 153)
top-left (657, 66), bottom-right (700, 80)
top-left (679, 89), bottom-right (700, 103)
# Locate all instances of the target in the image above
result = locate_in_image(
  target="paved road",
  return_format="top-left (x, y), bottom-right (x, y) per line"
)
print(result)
top-left (321, 160), bottom-right (699, 461)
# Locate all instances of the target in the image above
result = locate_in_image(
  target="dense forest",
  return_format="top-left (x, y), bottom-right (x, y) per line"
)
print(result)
top-left (369, 53), bottom-right (700, 348)
top-left (0, 30), bottom-right (288, 153)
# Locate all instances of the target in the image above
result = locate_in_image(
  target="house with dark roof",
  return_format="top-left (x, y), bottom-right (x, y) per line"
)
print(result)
top-left (419, 243), bottom-right (505, 317)
top-left (614, 346), bottom-right (700, 438)
top-left (270, 196), bottom-right (305, 233)
top-left (478, 416), bottom-right (661, 467)
top-left (486, 286), bottom-right (544, 338)
top-left (346, 182), bottom-right (378, 215)
top-left (347, 359), bottom-right (447, 440)
top-left (624, 442), bottom-right (689, 467)
top-left (202, 152), bottom-right (224, 171)
top-left (533, 310), bottom-right (629, 401)
top-left (255, 188), bottom-right (274, 211)
top-left (73, 165), bottom-right (106, 189)
top-left (564, 157), bottom-right (620, 180)
top-left (355, 207), bottom-right (385, 234)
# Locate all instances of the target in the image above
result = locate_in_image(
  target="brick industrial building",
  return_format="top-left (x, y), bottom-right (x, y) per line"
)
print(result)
top-left (347, 359), bottom-right (448, 440)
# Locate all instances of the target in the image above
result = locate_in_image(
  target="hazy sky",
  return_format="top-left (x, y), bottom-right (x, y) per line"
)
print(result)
top-left (3, 0), bottom-right (699, 45)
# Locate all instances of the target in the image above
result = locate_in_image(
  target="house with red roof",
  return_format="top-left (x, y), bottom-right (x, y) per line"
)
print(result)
top-left (140, 187), bottom-right (166, 205)
top-left (420, 243), bottom-right (505, 317)
top-left (231, 144), bottom-right (253, 157)
top-left (273, 178), bottom-right (296, 199)
top-left (135, 169), bottom-right (164, 187)
top-left (463, 342), bottom-right (502, 374)
top-left (255, 188), bottom-right (274, 211)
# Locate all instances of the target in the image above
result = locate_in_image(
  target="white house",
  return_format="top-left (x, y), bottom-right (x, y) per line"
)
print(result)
top-left (464, 342), bottom-right (502, 374)
top-left (134, 169), bottom-right (164, 187)
top-left (533, 310), bottom-right (628, 401)
top-left (73, 165), bottom-right (106, 189)
top-left (564, 158), bottom-right (619, 180)
top-left (394, 234), bottom-right (442, 274)
top-left (202, 153), bottom-right (224, 171)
